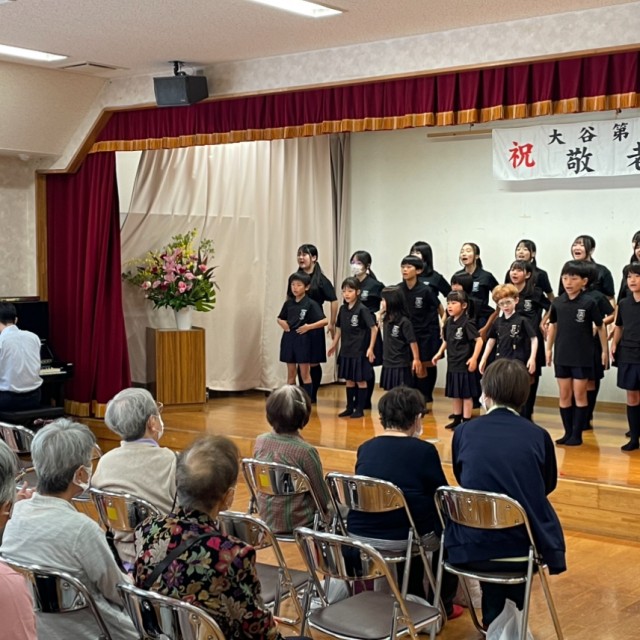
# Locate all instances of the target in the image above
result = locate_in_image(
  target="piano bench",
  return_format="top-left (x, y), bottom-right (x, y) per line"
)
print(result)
top-left (0, 406), bottom-right (65, 431)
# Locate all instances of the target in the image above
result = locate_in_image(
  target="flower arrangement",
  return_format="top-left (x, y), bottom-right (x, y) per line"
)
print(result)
top-left (122, 229), bottom-right (218, 312)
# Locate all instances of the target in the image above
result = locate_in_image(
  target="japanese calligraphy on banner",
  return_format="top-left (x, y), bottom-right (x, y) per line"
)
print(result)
top-left (492, 118), bottom-right (640, 180)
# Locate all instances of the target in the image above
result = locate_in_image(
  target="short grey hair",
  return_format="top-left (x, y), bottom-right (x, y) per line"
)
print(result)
top-left (104, 388), bottom-right (158, 441)
top-left (0, 440), bottom-right (18, 506)
top-left (32, 419), bottom-right (96, 495)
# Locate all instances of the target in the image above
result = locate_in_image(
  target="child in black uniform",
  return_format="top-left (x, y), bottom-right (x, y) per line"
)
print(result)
top-left (546, 261), bottom-right (608, 446)
top-left (328, 277), bottom-right (377, 419)
top-left (350, 250), bottom-right (385, 409)
top-left (296, 244), bottom-right (338, 403)
top-left (398, 255), bottom-right (441, 409)
top-left (508, 260), bottom-right (550, 420)
top-left (612, 262), bottom-right (640, 450)
top-left (432, 291), bottom-right (483, 429)
top-left (379, 287), bottom-right (422, 390)
top-left (278, 272), bottom-right (328, 398)
top-left (506, 240), bottom-right (555, 304)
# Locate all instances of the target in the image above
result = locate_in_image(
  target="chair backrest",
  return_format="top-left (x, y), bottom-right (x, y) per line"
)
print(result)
top-left (0, 556), bottom-right (113, 639)
top-left (242, 457), bottom-right (330, 525)
top-left (89, 487), bottom-right (161, 534)
top-left (0, 421), bottom-right (35, 454)
top-left (434, 486), bottom-right (535, 543)
top-left (217, 510), bottom-right (275, 551)
top-left (117, 582), bottom-right (226, 640)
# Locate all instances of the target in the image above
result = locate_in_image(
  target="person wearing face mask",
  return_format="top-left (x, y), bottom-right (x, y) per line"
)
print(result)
top-left (0, 419), bottom-right (137, 640)
top-left (134, 435), bottom-right (310, 640)
top-left (346, 386), bottom-right (462, 620)
top-left (349, 250), bottom-right (385, 409)
top-left (92, 388), bottom-right (178, 566)
top-left (0, 440), bottom-right (37, 640)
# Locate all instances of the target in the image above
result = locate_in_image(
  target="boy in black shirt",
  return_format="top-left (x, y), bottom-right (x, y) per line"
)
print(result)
top-left (546, 261), bottom-right (608, 446)
top-left (398, 255), bottom-right (441, 409)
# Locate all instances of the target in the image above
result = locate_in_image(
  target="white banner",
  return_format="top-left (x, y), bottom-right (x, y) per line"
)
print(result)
top-left (493, 117), bottom-right (640, 180)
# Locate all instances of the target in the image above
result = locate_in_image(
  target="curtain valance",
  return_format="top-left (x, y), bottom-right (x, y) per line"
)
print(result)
top-left (92, 51), bottom-right (640, 152)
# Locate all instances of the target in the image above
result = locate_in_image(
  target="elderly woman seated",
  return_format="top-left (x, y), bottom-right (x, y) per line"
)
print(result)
top-left (346, 386), bottom-right (461, 618)
top-left (447, 358), bottom-right (566, 627)
top-left (0, 419), bottom-right (137, 640)
top-left (0, 440), bottom-right (36, 640)
top-left (252, 384), bottom-right (332, 533)
top-left (92, 387), bottom-right (177, 565)
top-left (134, 434), bottom-right (309, 640)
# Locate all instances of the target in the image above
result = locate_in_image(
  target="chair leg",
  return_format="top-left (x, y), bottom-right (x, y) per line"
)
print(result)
top-left (459, 576), bottom-right (486, 636)
top-left (429, 542), bottom-right (445, 640)
top-left (538, 569), bottom-right (564, 640)
top-left (519, 558), bottom-right (535, 640)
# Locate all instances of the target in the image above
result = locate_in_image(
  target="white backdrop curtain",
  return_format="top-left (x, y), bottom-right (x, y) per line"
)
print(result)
top-left (119, 136), bottom-right (336, 390)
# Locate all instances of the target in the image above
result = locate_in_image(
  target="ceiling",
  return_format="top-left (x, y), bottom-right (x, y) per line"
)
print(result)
top-left (0, 0), bottom-right (638, 78)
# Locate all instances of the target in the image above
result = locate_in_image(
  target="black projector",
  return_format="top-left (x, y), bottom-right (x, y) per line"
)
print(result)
top-left (153, 75), bottom-right (209, 107)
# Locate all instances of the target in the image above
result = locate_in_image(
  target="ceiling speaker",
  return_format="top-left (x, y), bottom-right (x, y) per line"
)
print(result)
top-left (153, 75), bottom-right (209, 107)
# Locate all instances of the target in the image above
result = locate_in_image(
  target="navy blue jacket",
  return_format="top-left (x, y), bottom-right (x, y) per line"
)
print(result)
top-left (446, 408), bottom-right (566, 574)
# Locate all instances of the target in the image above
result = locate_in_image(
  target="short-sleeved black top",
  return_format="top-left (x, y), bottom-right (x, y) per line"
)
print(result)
top-left (548, 292), bottom-right (603, 367)
top-left (278, 296), bottom-right (325, 332)
top-left (420, 270), bottom-right (451, 299)
top-left (453, 267), bottom-right (498, 323)
top-left (398, 281), bottom-right (441, 338)
top-left (615, 296), bottom-right (640, 364)
top-left (557, 262), bottom-right (615, 299)
top-left (487, 312), bottom-right (536, 363)
top-left (444, 314), bottom-right (480, 373)
top-left (358, 274), bottom-right (385, 314)
top-left (337, 301), bottom-right (376, 358)
top-left (298, 268), bottom-right (337, 306)
top-left (515, 286), bottom-right (550, 326)
top-left (382, 316), bottom-right (416, 367)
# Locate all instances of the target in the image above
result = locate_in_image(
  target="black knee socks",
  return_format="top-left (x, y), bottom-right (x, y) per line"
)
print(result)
top-left (622, 405), bottom-right (640, 451)
top-left (309, 365), bottom-right (322, 403)
top-left (338, 387), bottom-right (356, 417)
top-left (365, 377), bottom-right (375, 410)
top-left (556, 406), bottom-right (573, 445)
top-left (422, 366), bottom-right (438, 404)
top-left (521, 376), bottom-right (539, 420)
top-left (566, 405), bottom-right (588, 446)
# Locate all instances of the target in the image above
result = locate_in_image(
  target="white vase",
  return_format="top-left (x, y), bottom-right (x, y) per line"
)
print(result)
top-left (174, 307), bottom-right (193, 331)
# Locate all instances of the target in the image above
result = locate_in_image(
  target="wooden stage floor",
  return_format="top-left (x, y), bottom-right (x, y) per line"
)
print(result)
top-left (88, 384), bottom-right (640, 639)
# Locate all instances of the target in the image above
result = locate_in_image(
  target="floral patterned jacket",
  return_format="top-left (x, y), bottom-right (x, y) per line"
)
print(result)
top-left (134, 507), bottom-right (283, 640)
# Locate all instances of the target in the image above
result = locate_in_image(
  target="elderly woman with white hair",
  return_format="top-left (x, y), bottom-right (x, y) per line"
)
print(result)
top-left (0, 440), bottom-right (36, 640)
top-left (0, 419), bottom-right (137, 640)
top-left (92, 387), bottom-right (177, 565)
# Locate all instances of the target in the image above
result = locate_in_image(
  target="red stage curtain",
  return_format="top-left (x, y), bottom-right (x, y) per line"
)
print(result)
top-left (90, 50), bottom-right (640, 151)
top-left (46, 152), bottom-right (131, 416)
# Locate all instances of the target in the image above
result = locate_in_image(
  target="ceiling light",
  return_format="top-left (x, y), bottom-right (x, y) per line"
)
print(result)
top-left (248, 0), bottom-right (341, 18)
top-left (0, 43), bottom-right (67, 62)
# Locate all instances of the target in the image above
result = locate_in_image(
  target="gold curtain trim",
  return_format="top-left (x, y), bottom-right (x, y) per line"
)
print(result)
top-left (553, 97), bottom-right (580, 114)
top-left (505, 104), bottom-right (529, 120)
top-left (457, 108), bottom-right (479, 125)
top-left (480, 105), bottom-right (505, 123)
top-left (436, 111), bottom-right (455, 127)
top-left (581, 95), bottom-right (607, 111)
top-left (92, 401), bottom-right (108, 418)
top-left (65, 399), bottom-right (91, 417)
top-left (530, 100), bottom-right (553, 117)
top-left (606, 92), bottom-right (638, 110)
top-left (89, 112), bottom-right (436, 153)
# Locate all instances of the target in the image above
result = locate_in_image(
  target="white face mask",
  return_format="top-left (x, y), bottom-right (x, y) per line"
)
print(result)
top-left (350, 263), bottom-right (364, 276)
top-left (479, 393), bottom-right (489, 411)
top-left (75, 464), bottom-right (93, 493)
top-left (156, 414), bottom-right (165, 440)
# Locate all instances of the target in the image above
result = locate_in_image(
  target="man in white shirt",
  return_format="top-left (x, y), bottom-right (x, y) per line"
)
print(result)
top-left (0, 302), bottom-right (42, 411)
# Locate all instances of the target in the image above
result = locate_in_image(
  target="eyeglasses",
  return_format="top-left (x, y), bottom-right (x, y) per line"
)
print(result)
top-left (497, 299), bottom-right (516, 308)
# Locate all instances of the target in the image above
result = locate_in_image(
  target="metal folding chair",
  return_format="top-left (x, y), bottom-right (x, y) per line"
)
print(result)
top-left (431, 486), bottom-right (563, 640)
top-left (294, 526), bottom-right (441, 640)
top-left (117, 582), bottom-right (226, 640)
top-left (0, 421), bottom-right (35, 454)
top-left (0, 557), bottom-right (113, 640)
top-left (241, 458), bottom-right (334, 540)
top-left (217, 510), bottom-right (308, 625)
top-left (89, 487), bottom-right (161, 534)
top-left (325, 471), bottom-right (439, 604)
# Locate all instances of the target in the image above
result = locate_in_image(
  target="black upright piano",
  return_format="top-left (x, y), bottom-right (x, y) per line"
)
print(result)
top-left (2, 297), bottom-right (74, 406)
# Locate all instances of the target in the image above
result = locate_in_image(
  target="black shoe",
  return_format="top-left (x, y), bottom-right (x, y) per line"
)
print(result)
top-left (445, 415), bottom-right (462, 430)
top-left (350, 409), bottom-right (364, 419)
top-left (621, 440), bottom-right (640, 451)
top-left (563, 436), bottom-right (583, 446)
top-left (338, 408), bottom-right (352, 417)
top-left (555, 435), bottom-right (570, 445)
top-left (626, 430), bottom-right (631, 438)
top-left (448, 413), bottom-right (455, 419)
